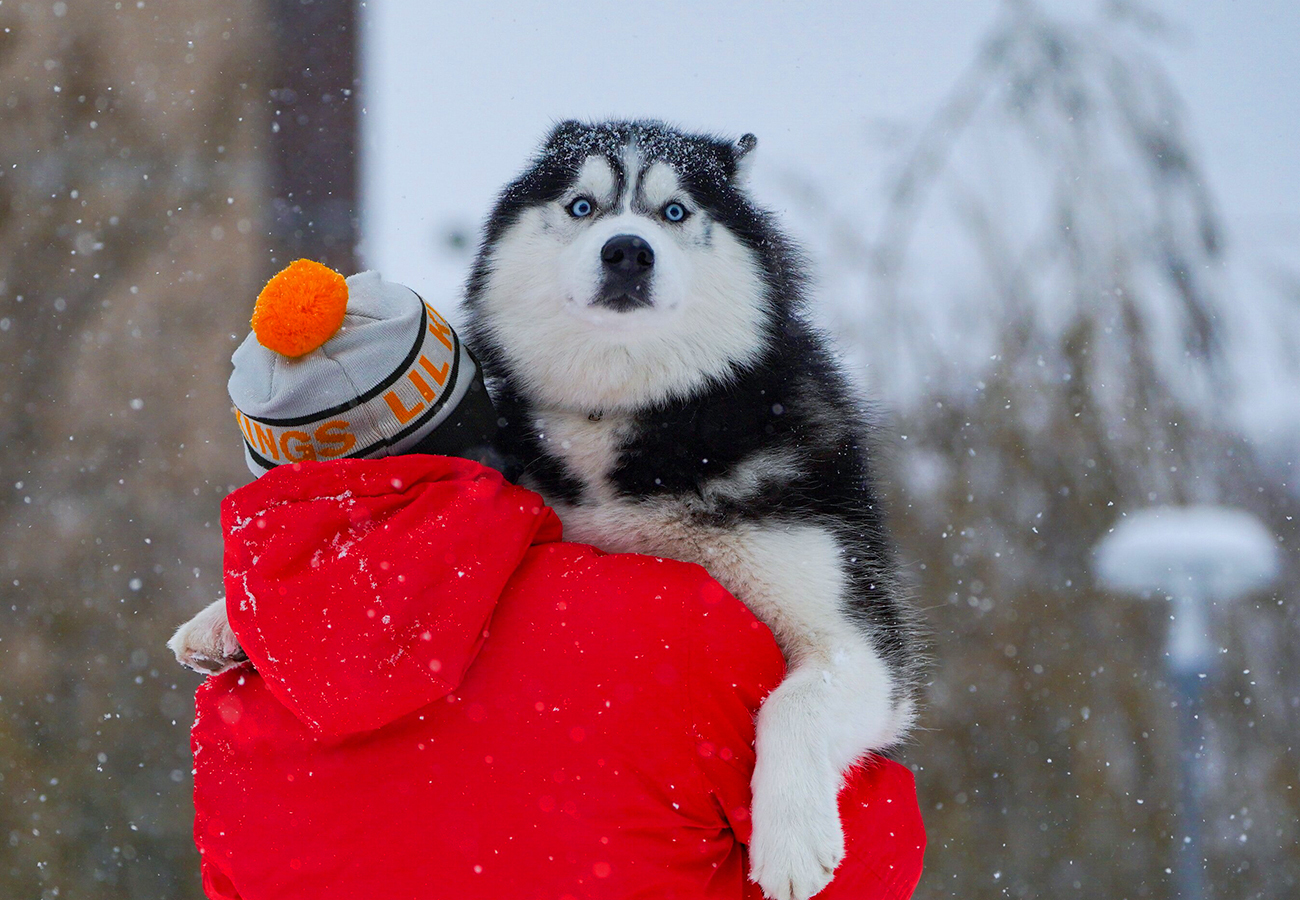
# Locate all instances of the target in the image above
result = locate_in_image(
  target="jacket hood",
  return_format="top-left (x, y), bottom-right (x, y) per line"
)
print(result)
top-left (221, 455), bottom-right (562, 736)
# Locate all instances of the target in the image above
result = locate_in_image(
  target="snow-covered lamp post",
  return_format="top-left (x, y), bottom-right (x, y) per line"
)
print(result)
top-left (1094, 506), bottom-right (1278, 900)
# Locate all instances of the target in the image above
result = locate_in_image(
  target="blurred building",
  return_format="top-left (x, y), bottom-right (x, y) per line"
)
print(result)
top-left (0, 1), bottom-right (354, 896)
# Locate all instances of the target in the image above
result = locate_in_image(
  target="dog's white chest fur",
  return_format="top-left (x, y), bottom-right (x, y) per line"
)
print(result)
top-left (531, 408), bottom-right (627, 505)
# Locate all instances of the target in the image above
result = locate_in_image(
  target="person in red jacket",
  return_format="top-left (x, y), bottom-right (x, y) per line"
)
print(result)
top-left (174, 262), bottom-right (925, 899)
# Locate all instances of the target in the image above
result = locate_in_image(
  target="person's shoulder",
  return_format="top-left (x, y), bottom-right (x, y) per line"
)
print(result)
top-left (525, 543), bottom-right (750, 618)
top-left (521, 543), bottom-right (786, 679)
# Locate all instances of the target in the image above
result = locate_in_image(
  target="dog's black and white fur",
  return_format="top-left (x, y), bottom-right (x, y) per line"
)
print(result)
top-left (170, 120), bottom-right (922, 900)
top-left (464, 121), bottom-right (921, 900)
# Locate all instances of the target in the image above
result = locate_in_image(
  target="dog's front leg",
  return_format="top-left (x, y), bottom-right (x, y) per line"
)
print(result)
top-left (748, 657), bottom-right (843, 900)
top-left (167, 597), bottom-right (246, 673)
top-left (748, 639), bottom-right (902, 900)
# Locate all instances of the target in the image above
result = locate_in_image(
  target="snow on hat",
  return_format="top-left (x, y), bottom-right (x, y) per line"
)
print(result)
top-left (228, 259), bottom-right (498, 477)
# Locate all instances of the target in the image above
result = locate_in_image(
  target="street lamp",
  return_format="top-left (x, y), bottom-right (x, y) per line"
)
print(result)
top-left (1093, 505), bottom-right (1279, 900)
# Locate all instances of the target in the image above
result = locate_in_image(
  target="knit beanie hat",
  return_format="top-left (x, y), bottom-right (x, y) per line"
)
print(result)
top-left (228, 260), bottom-right (499, 477)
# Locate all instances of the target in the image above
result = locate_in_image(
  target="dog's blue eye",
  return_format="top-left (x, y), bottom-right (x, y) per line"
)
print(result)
top-left (664, 202), bottom-right (686, 222)
top-left (568, 198), bottom-right (593, 218)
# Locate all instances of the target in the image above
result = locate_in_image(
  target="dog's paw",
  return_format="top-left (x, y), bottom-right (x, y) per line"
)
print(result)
top-left (748, 762), bottom-right (845, 900)
top-left (167, 598), bottom-right (247, 674)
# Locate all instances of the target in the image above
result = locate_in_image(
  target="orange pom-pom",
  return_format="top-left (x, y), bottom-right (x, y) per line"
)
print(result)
top-left (251, 259), bottom-right (349, 357)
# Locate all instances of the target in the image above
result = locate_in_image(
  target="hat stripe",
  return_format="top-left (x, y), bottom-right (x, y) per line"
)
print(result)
top-left (236, 298), bottom-right (465, 468)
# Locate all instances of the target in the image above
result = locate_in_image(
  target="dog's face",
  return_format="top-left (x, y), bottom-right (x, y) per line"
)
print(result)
top-left (465, 121), bottom-right (798, 412)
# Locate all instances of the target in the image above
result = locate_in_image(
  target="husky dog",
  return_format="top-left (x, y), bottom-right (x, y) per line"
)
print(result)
top-left (463, 121), bottom-right (921, 900)
top-left (171, 120), bottom-right (922, 900)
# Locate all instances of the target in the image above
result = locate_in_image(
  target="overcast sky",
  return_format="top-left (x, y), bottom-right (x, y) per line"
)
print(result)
top-left (358, 0), bottom-right (1300, 314)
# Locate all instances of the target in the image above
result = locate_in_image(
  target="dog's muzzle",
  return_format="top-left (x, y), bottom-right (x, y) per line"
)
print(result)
top-left (594, 234), bottom-right (654, 311)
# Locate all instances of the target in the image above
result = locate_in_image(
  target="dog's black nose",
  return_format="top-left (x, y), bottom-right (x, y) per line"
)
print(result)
top-left (601, 234), bottom-right (654, 273)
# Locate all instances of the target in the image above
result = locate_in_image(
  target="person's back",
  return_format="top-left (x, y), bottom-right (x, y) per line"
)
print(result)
top-left (192, 455), bottom-right (923, 899)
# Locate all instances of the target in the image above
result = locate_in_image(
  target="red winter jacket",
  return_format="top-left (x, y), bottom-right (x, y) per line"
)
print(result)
top-left (191, 456), bottom-right (924, 899)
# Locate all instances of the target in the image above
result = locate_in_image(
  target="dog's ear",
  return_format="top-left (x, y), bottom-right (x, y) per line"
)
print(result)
top-left (729, 133), bottom-right (757, 182)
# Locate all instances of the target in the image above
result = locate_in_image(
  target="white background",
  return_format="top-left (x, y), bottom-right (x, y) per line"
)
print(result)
top-left (358, 0), bottom-right (1300, 319)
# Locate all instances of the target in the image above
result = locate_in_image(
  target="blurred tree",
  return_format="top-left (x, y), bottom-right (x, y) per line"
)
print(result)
top-left (793, 2), bottom-right (1299, 898)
